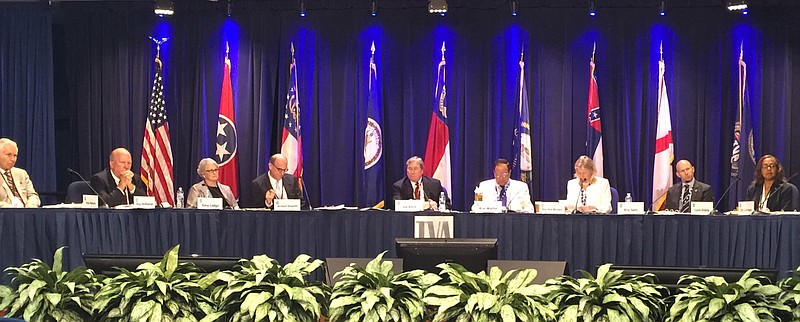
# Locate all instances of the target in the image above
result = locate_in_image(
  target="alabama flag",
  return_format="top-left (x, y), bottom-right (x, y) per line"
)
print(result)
top-left (423, 42), bottom-right (451, 196)
top-left (587, 48), bottom-right (604, 178)
top-left (652, 45), bottom-right (674, 210)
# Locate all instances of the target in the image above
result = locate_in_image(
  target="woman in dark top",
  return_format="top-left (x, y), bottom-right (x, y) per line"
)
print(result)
top-left (186, 158), bottom-right (239, 209)
top-left (745, 154), bottom-right (798, 212)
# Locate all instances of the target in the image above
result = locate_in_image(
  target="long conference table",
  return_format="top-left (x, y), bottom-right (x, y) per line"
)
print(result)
top-left (1, 208), bottom-right (799, 282)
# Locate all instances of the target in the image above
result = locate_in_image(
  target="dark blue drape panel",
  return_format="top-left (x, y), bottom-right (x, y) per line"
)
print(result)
top-left (38, 3), bottom-right (800, 211)
top-left (0, 4), bottom-right (56, 195)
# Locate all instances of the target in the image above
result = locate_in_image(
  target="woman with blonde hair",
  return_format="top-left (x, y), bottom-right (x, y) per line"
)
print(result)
top-left (565, 155), bottom-right (612, 213)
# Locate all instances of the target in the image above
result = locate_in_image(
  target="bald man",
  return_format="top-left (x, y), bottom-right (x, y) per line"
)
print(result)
top-left (664, 159), bottom-right (714, 212)
top-left (250, 154), bottom-right (306, 209)
top-left (90, 148), bottom-right (147, 207)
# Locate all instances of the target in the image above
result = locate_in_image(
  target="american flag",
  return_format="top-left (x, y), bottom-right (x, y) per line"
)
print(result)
top-left (281, 43), bottom-right (303, 178)
top-left (140, 56), bottom-right (175, 205)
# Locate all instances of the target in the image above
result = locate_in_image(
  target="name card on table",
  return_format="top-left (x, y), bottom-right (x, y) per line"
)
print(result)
top-left (691, 202), bottom-right (714, 214)
top-left (274, 199), bottom-right (301, 211)
top-left (414, 215), bottom-right (453, 238)
top-left (538, 202), bottom-right (566, 214)
top-left (617, 202), bottom-right (645, 215)
top-left (472, 201), bottom-right (503, 213)
top-left (738, 201), bottom-right (755, 215)
top-left (82, 195), bottom-right (99, 208)
top-left (197, 197), bottom-right (223, 210)
top-left (133, 196), bottom-right (157, 209)
top-left (395, 200), bottom-right (424, 212)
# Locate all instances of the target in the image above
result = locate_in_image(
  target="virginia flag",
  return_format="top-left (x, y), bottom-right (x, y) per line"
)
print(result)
top-left (423, 42), bottom-right (452, 196)
top-left (281, 43), bottom-right (303, 179)
top-left (652, 48), bottom-right (674, 210)
top-left (140, 53), bottom-right (174, 205)
top-left (363, 42), bottom-right (384, 208)
top-left (730, 46), bottom-right (756, 209)
top-left (587, 53), bottom-right (604, 177)
top-left (214, 43), bottom-right (239, 198)
top-left (512, 51), bottom-right (532, 186)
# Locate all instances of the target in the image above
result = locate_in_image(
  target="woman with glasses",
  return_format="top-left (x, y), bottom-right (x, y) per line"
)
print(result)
top-left (745, 154), bottom-right (798, 212)
top-left (565, 155), bottom-right (612, 214)
top-left (186, 158), bottom-right (239, 209)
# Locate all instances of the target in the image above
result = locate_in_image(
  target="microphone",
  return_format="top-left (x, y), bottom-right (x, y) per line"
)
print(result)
top-left (712, 177), bottom-right (739, 215)
top-left (299, 176), bottom-right (314, 210)
top-left (758, 172), bottom-right (799, 212)
top-left (647, 188), bottom-right (670, 214)
top-left (504, 185), bottom-right (524, 211)
top-left (67, 168), bottom-right (109, 208)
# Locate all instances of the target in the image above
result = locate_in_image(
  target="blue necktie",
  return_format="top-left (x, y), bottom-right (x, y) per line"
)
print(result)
top-left (499, 185), bottom-right (507, 207)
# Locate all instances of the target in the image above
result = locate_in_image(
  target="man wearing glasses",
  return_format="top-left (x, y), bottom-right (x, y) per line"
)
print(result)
top-left (472, 158), bottom-right (533, 212)
top-left (250, 153), bottom-right (306, 209)
top-left (663, 159), bottom-right (714, 213)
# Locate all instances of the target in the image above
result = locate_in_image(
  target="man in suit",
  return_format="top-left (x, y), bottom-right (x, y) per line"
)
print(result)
top-left (251, 153), bottom-right (306, 209)
top-left (664, 159), bottom-right (714, 212)
top-left (392, 156), bottom-right (451, 210)
top-left (90, 148), bottom-right (147, 207)
top-left (0, 138), bottom-right (40, 208)
top-left (472, 159), bottom-right (533, 212)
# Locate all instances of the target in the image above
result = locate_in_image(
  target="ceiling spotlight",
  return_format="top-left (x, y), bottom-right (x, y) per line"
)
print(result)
top-left (428, 0), bottom-right (447, 14)
top-left (727, 0), bottom-right (747, 12)
top-left (510, 0), bottom-right (518, 16)
top-left (298, 0), bottom-right (306, 17)
top-left (370, 0), bottom-right (378, 17)
top-left (154, 0), bottom-right (174, 16)
top-left (588, 0), bottom-right (597, 16)
top-left (659, 0), bottom-right (666, 16)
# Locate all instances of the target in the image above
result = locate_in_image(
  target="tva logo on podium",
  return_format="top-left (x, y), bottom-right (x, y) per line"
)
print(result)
top-left (414, 216), bottom-right (454, 238)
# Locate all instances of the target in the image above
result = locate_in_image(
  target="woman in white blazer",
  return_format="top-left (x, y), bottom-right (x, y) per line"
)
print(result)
top-left (186, 158), bottom-right (239, 209)
top-left (565, 155), bottom-right (612, 214)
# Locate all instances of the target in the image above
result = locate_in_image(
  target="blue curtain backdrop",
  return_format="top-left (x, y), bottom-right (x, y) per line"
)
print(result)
top-left (2, 0), bottom-right (798, 211)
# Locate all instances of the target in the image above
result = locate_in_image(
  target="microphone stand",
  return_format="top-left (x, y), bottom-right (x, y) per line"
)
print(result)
top-left (647, 188), bottom-right (670, 215)
top-left (67, 168), bottom-right (109, 208)
top-left (712, 177), bottom-right (739, 215)
top-left (299, 176), bottom-right (314, 210)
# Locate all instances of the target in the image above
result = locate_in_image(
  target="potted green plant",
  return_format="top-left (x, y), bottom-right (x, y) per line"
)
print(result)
top-left (778, 265), bottom-right (800, 321)
top-left (207, 253), bottom-right (329, 322)
top-left (92, 244), bottom-right (219, 321)
top-left (546, 263), bottom-right (666, 322)
top-left (667, 268), bottom-right (791, 322)
top-left (0, 246), bottom-right (99, 322)
top-left (328, 251), bottom-right (440, 322)
top-left (423, 262), bottom-right (556, 322)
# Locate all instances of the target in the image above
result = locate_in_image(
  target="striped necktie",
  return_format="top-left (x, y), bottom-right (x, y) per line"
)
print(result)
top-left (5, 170), bottom-right (25, 207)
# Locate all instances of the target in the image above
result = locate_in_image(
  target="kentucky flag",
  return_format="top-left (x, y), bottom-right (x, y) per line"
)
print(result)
top-left (730, 45), bottom-right (756, 210)
top-left (512, 51), bottom-right (533, 186)
top-left (215, 43), bottom-right (239, 198)
top-left (587, 52), bottom-right (604, 177)
top-left (281, 43), bottom-right (303, 179)
top-left (423, 42), bottom-right (452, 197)
top-left (363, 42), bottom-right (385, 208)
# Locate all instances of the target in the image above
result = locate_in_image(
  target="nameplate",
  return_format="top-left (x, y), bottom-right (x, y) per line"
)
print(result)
top-left (738, 201), bottom-right (755, 215)
top-left (197, 197), bottom-right (223, 210)
top-left (395, 200), bottom-right (424, 212)
top-left (82, 195), bottom-right (99, 208)
top-left (617, 202), bottom-right (645, 215)
top-left (473, 201), bottom-right (503, 213)
top-left (691, 202), bottom-right (714, 214)
top-left (538, 202), bottom-right (565, 214)
top-left (274, 199), bottom-right (301, 211)
top-left (414, 215), bottom-right (453, 238)
top-left (133, 196), bottom-right (157, 209)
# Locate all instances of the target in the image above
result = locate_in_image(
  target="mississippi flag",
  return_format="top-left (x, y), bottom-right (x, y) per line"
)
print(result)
top-left (423, 42), bottom-right (451, 196)
top-left (652, 46), bottom-right (674, 210)
top-left (140, 55), bottom-right (174, 205)
top-left (363, 42), bottom-right (384, 208)
top-left (729, 45), bottom-right (756, 209)
top-left (587, 51), bottom-right (604, 178)
top-left (513, 51), bottom-right (532, 186)
top-left (214, 44), bottom-right (239, 198)
top-left (281, 43), bottom-right (303, 179)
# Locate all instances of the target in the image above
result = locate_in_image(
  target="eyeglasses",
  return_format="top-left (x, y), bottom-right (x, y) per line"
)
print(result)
top-left (205, 168), bottom-right (219, 173)
top-left (494, 172), bottom-right (510, 178)
top-left (763, 163), bottom-right (778, 169)
top-left (271, 165), bottom-right (289, 172)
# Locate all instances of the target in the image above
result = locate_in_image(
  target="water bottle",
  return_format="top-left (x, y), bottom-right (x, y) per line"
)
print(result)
top-left (625, 193), bottom-right (633, 203)
top-left (176, 187), bottom-right (184, 208)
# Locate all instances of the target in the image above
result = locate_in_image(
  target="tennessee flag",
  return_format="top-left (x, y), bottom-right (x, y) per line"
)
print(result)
top-left (423, 42), bottom-right (451, 197)
top-left (214, 43), bottom-right (239, 198)
top-left (281, 43), bottom-right (303, 179)
top-left (587, 48), bottom-right (604, 177)
top-left (652, 45), bottom-right (674, 210)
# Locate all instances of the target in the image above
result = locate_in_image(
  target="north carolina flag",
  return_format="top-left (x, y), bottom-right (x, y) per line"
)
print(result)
top-left (729, 45), bottom-right (756, 209)
top-left (281, 43), bottom-right (303, 179)
top-left (140, 54), bottom-right (174, 205)
top-left (214, 44), bottom-right (239, 198)
top-left (652, 47), bottom-right (674, 210)
top-left (513, 51), bottom-right (532, 186)
top-left (587, 53), bottom-right (604, 178)
top-left (423, 42), bottom-right (451, 196)
top-left (363, 41), bottom-right (384, 208)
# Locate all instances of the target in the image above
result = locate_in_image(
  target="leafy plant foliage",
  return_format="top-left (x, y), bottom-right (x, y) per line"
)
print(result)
top-left (778, 265), bottom-right (800, 321)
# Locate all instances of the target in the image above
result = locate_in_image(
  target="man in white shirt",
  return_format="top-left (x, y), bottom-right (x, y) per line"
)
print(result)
top-left (0, 138), bottom-right (40, 208)
top-left (473, 159), bottom-right (533, 212)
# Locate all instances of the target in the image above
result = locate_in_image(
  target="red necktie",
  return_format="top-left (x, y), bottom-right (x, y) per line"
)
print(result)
top-left (413, 182), bottom-right (420, 200)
